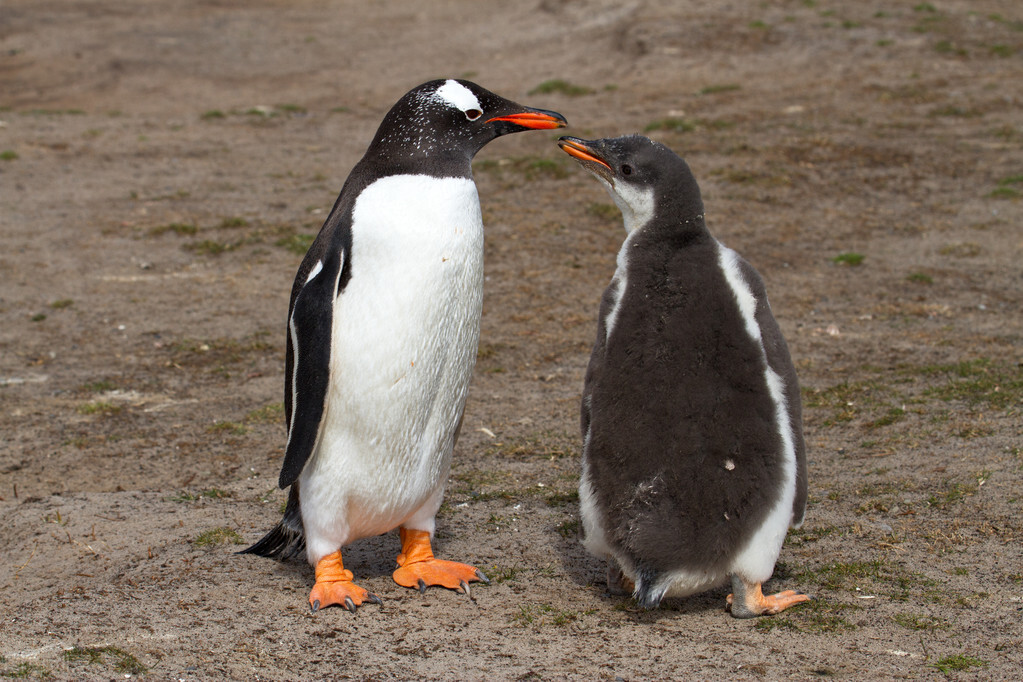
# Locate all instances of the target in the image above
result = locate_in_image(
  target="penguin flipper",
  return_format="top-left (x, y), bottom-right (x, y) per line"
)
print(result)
top-left (736, 256), bottom-right (808, 526)
top-left (277, 235), bottom-right (350, 489)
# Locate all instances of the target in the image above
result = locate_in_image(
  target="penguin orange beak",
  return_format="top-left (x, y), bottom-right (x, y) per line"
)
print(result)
top-left (486, 109), bottom-right (567, 130)
top-left (558, 137), bottom-right (612, 170)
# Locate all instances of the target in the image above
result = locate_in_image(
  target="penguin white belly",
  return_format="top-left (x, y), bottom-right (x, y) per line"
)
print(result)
top-left (299, 175), bottom-right (483, 560)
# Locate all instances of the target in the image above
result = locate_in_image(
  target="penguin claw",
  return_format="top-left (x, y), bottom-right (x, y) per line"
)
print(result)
top-left (475, 568), bottom-right (491, 585)
top-left (367, 593), bottom-right (384, 606)
top-left (459, 580), bottom-right (471, 598)
top-left (343, 596), bottom-right (356, 613)
top-left (311, 599), bottom-right (320, 613)
top-left (418, 579), bottom-right (427, 595)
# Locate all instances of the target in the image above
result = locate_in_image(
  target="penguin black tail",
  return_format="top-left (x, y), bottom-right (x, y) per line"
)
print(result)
top-left (238, 485), bottom-right (306, 561)
top-left (633, 568), bottom-right (668, 610)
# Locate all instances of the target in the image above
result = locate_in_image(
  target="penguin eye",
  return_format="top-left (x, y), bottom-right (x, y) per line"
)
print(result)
top-left (621, 164), bottom-right (633, 176)
top-left (465, 109), bottom-right (483, 121)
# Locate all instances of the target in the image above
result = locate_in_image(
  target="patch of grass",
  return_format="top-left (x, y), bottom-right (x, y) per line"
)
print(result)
top-left (186, 239), bottom-right (235, 255)
top-left (922, 358), bottom-right (1023, 409)
top-left (528, 79), bottom-right (593, 97)
top-left (787, 525), bottom-right (838, 546)
top-left (713, 167), bottom-right (791, 186)
top-left (644, 118), bottom-right (697, 133)
top-left (245, 402), bottom-right (285, 423)
top-left (480, 513), bottom-right (509, 533)
top-left (149, 222), bottom-right (198, 236)
top-left (929, 104), bottom-right (979, 117)
top-left (207, 420), bottom-right (248, 435)
top-left (586, 202), bottom-right (620, 221)
top-left (699, 83), bottom-right (741, 95)
top-left (244, 106), bottom-right (276, 118)
top-left (49, 299), bottom-right (73, 309)
top-left (201, 109), bottom-right (226, 120)
top-left (519, 158), bottom-right (568, 180)
top-left (798, 558), bottom-right (936, 600)
top-left (831, 252), bottom-right (865, 266)
top-left (476, 342), bottom-right (503, 361)
top-left (1, 662), bottom-right (51, 679)
top-left (193, 527), bottom-right (244, 547)
top-left (906, 272), bottom-right (933, 284)
top-left (76, 401), bottom-right (122, 416)
top-left (0, 150), bottom-right (18, 161)
top-left (934, 40), bottom-right (967, 57)
top-left (80, 379), bottom-right (116, 392)
top-left (170, 334), bottom-right (278, 368)
top-left (545, 490), bottom-right (579, 507)
top-left (892, 613), bottom-right (948, 630)
top-left (486, 430), bottom-right (576, 460)
top-left (556, 519), bottom-right (580, 538)
top-left (865, 406), bottom-right (905, 429)
top-left (30, 313), bottom-right (46, 322)
top-left (474, 155), bottom-right (571, 182)
top-left (167, 491), bottom-right (199, 502)
top-left (23, 108), bottom-right (86, 116)
top-left (488, 565), bottom-right (524, 584)
top-left (277, 103), bottom-right (307, 114)
top-left (218, 216), bottom-right (249, 229)
top-left (803, 378), bottom-right (892, 426)
top-left (988, 174), bottom-right (1023, 199)
top-left (989, 44), bottom-right (1013, 57)
top-left (168, 488), bottom-right (232, 503)
top-left (63, 646), bottom-right (146, 675)
top-left (275, 233), bottom-right (315, 255)
top-left (932, 654), bottom-right (986, 675)
top-left (926, 474), bottom-right (987, 509)
top-left (988, 186), bottom-right (1020, 199)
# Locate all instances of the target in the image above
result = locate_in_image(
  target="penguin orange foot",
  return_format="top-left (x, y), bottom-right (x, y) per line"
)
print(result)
top-left (309, 550), bottom-right (382, 613)
top-left (392, 528), bottom-right (489, 595)
top-left (727, 576), bottom-right (810, 619)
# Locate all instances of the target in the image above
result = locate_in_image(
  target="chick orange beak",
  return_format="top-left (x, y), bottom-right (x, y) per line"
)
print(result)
top-left (558, 138), bottom-right (612, 170)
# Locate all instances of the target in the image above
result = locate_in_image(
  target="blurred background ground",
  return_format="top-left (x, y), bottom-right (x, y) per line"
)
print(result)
top-left (1, 1), bottom-right (1021, 679)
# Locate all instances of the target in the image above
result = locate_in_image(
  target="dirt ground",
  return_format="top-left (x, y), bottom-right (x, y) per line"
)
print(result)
top-left (1, 1), bottom-right (1021, 679)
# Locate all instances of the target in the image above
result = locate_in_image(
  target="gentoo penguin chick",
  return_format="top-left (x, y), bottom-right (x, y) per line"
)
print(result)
top-left (558, 135), bottom-right (809, 618)
top-left (242, 80), bottom-right (566, 612)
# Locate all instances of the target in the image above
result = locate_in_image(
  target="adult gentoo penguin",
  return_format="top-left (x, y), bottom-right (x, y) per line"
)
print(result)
top-left (558, 135), bottom-right (809, 618)
top-left (242, 79), bottom-right (566, 612)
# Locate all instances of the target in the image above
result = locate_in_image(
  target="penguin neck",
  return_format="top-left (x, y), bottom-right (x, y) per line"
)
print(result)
top-left (360, 145), bottom-right (474, 181)
top-left (612, 183), bottom-right (707, 239)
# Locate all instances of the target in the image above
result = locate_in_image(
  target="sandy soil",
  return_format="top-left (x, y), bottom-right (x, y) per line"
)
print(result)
top-left (2, 1), bottom-right (1021, 679)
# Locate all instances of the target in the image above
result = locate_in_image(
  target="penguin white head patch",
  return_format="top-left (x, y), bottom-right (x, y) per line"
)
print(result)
top-left (434, 80), bottom-right (483, 120)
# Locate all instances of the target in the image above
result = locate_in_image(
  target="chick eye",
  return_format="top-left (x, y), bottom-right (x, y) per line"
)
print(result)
top-left (621, 164), bottom-right (633, 176)
top-left (465, 109), bottom-right (483, 121)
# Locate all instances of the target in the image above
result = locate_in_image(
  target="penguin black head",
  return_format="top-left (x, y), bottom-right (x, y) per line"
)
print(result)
top-left (558, 135), bottom-right (704, 233)
top-left (367, 79), bottom-right (567, 167)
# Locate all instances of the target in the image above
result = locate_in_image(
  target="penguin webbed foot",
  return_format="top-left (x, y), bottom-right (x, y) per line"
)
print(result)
top-left (727, 575), bottom-right (810, 619)
top-left (394, 557), bottom-right (487, 595)
top-left (392, 527), bottom-right (487, 597)
top-left (308, 579), bottom-right (383, 613)
top-left (309, 550), bottom-right (382, 613)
